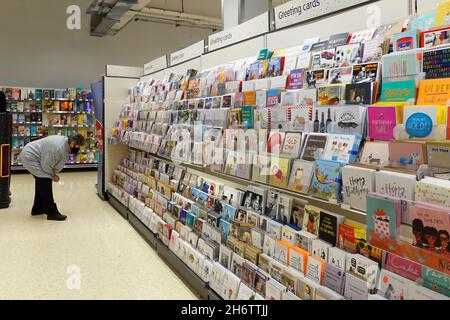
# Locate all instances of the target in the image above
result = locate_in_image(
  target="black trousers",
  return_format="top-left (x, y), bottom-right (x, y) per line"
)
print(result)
top-left (33, 176), bottom-right (59, 215)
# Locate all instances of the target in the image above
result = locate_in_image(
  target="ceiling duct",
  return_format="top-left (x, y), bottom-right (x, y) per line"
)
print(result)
top-left (89, 0), bottom-right (139, 37)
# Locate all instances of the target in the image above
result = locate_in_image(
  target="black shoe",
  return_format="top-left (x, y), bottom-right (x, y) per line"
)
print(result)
top-left (47, 213), bottom-right (67, 221)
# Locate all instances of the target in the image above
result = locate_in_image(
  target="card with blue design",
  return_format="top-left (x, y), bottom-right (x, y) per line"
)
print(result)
top-left (309, 159), bottom-right (343, 202)
top-left (222, 202), bottom-right (237, 222)
top-left (219, 219), bottom-right (231, 241)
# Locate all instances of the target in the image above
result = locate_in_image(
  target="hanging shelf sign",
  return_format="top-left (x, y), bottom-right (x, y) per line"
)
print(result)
top-left (169, 40), bottom-right (205, 66)
top-left (273, 0), bottom-right (375, 30)
top-left (208, 12), bottom-right (269, 52)
top-left (144, 55), bottom-right (168, 75)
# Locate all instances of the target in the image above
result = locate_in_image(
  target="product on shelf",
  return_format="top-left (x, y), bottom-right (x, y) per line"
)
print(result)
top-left (2, 85), bottom-right (98, 168)
top-left (103, 7), bottom-right (450, 300)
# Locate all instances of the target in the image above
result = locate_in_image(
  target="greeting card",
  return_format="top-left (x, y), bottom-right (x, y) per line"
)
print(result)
top-left (388, 141), bottom-right (427, 167)
top-left (410, 13), bottom-right (436, 31)
top-left (289, 106), bottom-right (312, 132)
top-left (392, 30), bottom-right (420, 52)
top-left (309, 160), bottom-right (343, 202)
top-left (302, 205), bottom-right (321, 236)
top-left (318, 211), bottom-right (345, 246)
top-left (322, 134), bottom-right (356, 164)
top-left (287, 160), bottom-right (315, 194)
top-left (252, 154), bottom-right (271, 184)
top-left (367, 106), bottom-right (397, 141)
top-left (410, 203), bottom-right (450, 256)
top-left (345, 83), bottom-right (373, 105)
top-left (281, 132), bottom-right (302, 158)
top-left (297, 88), bottom-right (317, 106)
top-left (305, 255), bottom-right (325, 284)
top-left (342, 166), bottom-right (376, 212)
top-left (288, 69), bottom-right (304, 90)
top-left (344, 273), bottom-right (369, 300)
top-left (423, 46), bottom-right (450, 80)
top-left (311, 239), bottom-right (332, 261)
top-left (267, 131), bottom-right (286, 155)
top-left (334, 105), bottom-right (365, 135)
top-left (384, 253), bottom-right (422, 282)
top-left (402, 105), bottom-right (439, 139)
top-left (366, 193), bottom-right (401, 239)
top-left (323, 263), bottom-right (346, 295)
top-left (268, 156), bottom-right (292, 189)
top-left (328, 66), bottom-right (353, 84)
top-left (335, 43), bottom-right (362, 67)
top-left (382, 50), bottom-right (422, 79)
top-left (381, 80), bottom-right (415, 102)
top-left (317, 85), bottom-right (344, 106)
top-left (375, 170), bottom-right (416, 224)
top-left (417, 78), bottom-right (450, 105)
top-left (289, 246), bottom-right (309, 274)
top-left (304, 69), bottom-right (328, 89)
top-left (377, 269), bottom-right (414, 300)
top-left (352, 62), bottom-right (380, 84)
top-left (421, 26), bottom-right (450, 49)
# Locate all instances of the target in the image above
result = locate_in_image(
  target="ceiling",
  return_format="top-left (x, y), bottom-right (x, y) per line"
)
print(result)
top-left (88, 0), bottom-right (292, 36)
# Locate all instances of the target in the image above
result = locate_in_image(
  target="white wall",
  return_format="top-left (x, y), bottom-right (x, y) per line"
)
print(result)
top-left (0, 0), bottom-right (212, 89)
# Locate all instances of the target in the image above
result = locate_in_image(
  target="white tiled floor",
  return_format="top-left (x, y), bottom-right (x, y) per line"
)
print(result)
top-left (0, 171), bottom-right (198, 300)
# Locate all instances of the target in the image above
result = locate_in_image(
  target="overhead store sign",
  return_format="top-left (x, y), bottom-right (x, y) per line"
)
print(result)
top-left (274, 0), bottom-right (374, 30)
top-left (208, 12), bottom-right (269, 51)
top-left (143, 55), bottom-right (168, 75)
top-left (169, 40), bottom-right (205, 66)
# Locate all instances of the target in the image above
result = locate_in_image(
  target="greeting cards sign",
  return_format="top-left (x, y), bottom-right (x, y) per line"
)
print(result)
top-left (274, 0), bottom-right (374, 30)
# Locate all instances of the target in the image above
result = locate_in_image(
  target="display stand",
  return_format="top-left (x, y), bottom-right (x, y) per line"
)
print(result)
top-left (106, 191), bottom-right (129, 220)
top-left (107, 190), bottom-right (215, 300)
top-left (128, 210), bottom-right (158, 248)
top-left (0, 112), bottom-right (12, 208)
top-left (156, 238), bottom-right (210, 300)
top-left (99, 0), bottom-right (445, 301)
top-left (99, 65), bottom-right (142, 200)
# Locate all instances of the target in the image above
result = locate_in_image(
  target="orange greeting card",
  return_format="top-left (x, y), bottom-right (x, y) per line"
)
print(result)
top-left (244, 91), bottom-right (256, 106)
top-left (417, 78), bottom-right (450, 105)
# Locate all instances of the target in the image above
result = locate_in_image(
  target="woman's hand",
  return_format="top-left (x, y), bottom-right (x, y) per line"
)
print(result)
top-left (52, 175), bottom-right (60, 183)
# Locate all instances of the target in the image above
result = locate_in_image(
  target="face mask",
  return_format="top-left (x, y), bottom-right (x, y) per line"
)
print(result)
top-left (71, 147), bottom-right (80, 155)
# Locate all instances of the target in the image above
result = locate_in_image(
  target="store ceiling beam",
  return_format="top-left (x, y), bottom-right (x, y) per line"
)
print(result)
top-left (89, 0), bottom-right (222, 36)
top-left (88, 0), bottom-right (142, 37)
top-left (136, 7), bottom-right (222, 28)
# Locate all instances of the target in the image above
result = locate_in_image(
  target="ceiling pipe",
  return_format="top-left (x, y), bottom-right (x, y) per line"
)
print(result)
top-left (132, 16), bottom-right (219, 31)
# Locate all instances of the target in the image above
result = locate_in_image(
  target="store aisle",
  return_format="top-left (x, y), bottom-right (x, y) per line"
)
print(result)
top-left (0, 172), bottom-right (198, 300)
